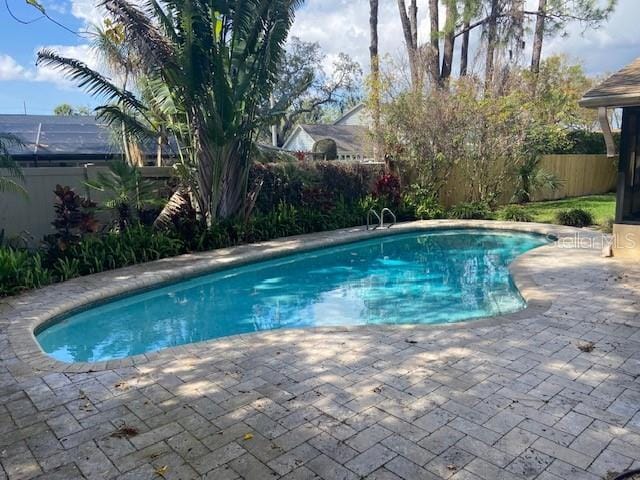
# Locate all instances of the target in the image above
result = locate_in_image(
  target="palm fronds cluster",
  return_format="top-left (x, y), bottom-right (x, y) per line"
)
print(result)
top-left (0, 133), bottom-right (26, 196)
top-left (37, 0), bottom-right (303, 222)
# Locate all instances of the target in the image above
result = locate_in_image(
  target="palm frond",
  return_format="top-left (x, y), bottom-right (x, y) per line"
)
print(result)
top-left (101, 0), bottom-right (174, 69)
top-left (96, 105), bottom-right (157, 142)
top-left (143, 0), bottom-right (179, 43)
top-left (37, 50), bottom-right (147, 114)
top-left (532, 168), bottom-right (563, 192)
top-left (0, 133), bottom-right (27, 197)
top-left (91, 24), bottom-right (129, 73)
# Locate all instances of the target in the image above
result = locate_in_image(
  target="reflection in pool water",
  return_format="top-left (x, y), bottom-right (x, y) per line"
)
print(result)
top-left (36, 229), bottom-right (550, 362)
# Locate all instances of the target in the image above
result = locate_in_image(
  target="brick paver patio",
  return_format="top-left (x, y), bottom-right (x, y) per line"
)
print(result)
top-left (1, 222), bottom-right (639, 479)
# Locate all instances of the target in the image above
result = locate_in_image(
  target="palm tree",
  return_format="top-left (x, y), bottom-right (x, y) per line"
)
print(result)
top-left (0, 133), bottom-right (26, 196)
top-left (37, 0), bottom-right (302, 224)
top-left (85, 161), bottom-right (159, 231)
top-left (369, 0), bottom-right (382, 163)
top-left (513, 156), bottom-right (562, 204)
top-left (91, 19), bottom-right (142, 166)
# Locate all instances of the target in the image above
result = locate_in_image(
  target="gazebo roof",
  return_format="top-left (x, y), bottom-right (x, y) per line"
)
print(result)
top-left (580, 57), bottom-right (640, 109)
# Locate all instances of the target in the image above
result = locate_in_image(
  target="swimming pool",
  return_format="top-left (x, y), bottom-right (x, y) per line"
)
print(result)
top-left (36, 229), bottom-right (550, 362)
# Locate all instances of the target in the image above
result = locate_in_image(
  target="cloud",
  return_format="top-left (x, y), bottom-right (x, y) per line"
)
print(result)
top-left (33, 44), bottom-right (101, 89)
top-left (290, 0), bottom-right (407, 73)
top-left (545, 0), bottom-right (640, 76)
top-left (0, 45), bottom-right (102, 92)
top-left (43, 0), bottom-right (68, 15)
top-left (69, 0), bottom-right (103, 26)
top-left (291, 0), bottom-right (640, 77)
top-left (0, 54), bottom-right (30, 81)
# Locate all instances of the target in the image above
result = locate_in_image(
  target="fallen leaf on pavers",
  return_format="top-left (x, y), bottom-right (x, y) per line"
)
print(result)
top-left (154, 465), bottom-right (168, 478)
top-left (243, 433), bottom-right (254, 441)
top-left (373, 386), bottom-right (383, 394)
top-left (577, 341), bottom-right (595, 353)
top-left (111, 425), bottom-right (140, 438)
top-left (404, 339), bottom-right (418, 344)
top-left (447, 464), bottom-right (458, 471)
top-left (114, 381), bottom-right (129, 390)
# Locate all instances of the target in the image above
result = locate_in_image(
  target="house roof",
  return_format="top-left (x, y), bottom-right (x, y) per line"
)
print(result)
top-left (0, 114), bottom-right (174, 159)
top-left (0, 115), bottom-right (119, 157)
top-left (333, 103), bottom-right (366, 125)
top-left (296, 124), bottom-right (368, 153)
top-left (580, 58), bottom-right (640, 109)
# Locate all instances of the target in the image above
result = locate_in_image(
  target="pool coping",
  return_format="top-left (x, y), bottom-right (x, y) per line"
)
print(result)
top-left (2, 220), bottom-right (607, 373)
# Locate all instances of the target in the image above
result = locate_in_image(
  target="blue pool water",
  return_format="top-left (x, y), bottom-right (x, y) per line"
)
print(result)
top-left (36, 229), bottom-right (550, 362)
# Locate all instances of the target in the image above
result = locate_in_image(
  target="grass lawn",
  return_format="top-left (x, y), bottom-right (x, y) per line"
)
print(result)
top-left (497, 194), bottom-right (616, 226)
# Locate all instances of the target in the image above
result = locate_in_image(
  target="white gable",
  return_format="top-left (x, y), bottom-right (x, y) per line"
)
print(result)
top-left (282, 126), bottom-right (316, 152)
top-left (334, 104), bottom-right (370, 126)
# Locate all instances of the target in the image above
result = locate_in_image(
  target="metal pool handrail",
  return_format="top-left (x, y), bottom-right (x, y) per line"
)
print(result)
top-left (367, 209), bottom-right (381, 230)
top-left (381, 208), bottom-right (396, 229)
top-left (367, 208), bottom-right (396, 230)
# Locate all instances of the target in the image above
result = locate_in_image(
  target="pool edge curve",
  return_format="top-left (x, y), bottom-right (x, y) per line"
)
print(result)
top-left (4, 220), bottom-right (604, 373)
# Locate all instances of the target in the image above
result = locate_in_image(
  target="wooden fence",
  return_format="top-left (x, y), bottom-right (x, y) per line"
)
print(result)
top-left (439, 154), bottom-right (616, 207)
top-left (0, 154), bottom-right (617, 243)
top-left (536, 154), bottom-right (617, 200)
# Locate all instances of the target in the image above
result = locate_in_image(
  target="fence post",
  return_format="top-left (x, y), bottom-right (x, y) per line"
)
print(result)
top-left (83, 163), bottom-right (96, 201)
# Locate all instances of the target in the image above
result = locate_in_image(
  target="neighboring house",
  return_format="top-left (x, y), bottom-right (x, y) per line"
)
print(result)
top-left (333, 103), bottom-right (370, 126)
top-left (282, 104), bottom-right (373, 161)
top-left (580, 58), bottom-right (640, 259)
top-left (0, 114), bottom-right (175, 166)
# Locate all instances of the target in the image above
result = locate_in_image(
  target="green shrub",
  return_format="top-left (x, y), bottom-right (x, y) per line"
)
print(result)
top-left (501, 205), bottom-right (534, 222)
top-left (555, 208), bottom-right (594, 228)
top-left (63, 226), bottom-right (186, 275)
top-left (0, 248), bottom-right (52, 296)
top-left (190, 199), bottom-right (366, 253)
top-left (250, 162), bottom-right (377, 214)
top-left (241, 199), bottom-right (365, 244)
top-left (563, 130), bottom-right (621, 155)
top-left (316, 163), bottom-right (374, 203)
top-left (403, 185), bottom-right (445, 220)
top-left (447, 202), bottom-right (490, 220)
top-left (52, 257), bottom-right (81, 282)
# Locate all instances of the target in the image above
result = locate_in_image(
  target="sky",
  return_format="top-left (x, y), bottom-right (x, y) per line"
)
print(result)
top-left (0, 0), bottom-right (638, 115)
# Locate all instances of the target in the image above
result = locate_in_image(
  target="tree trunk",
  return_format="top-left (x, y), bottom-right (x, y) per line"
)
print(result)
top-left (460, 21), bottom-right (470, 76)
top-left (397, 0), bottom-right (420, 89)
top-left (195, 127), bottom-right (215, 223)
top-left (511, 0), bottom-right (525, 63)
top-left (156, 126), bottom-right (165, 167)
top-left (369, 0), bottom-right (382, 162)
top-left (270, 95), bottom-right (279, 147)
top-left (440, 0), bottom-right (457, 83)
top-left (121, 68), bottom-right (132, 165)
top-left (153, 186), bottom-right (191, 230)
top-left (428, 0), bottom-right (441, 87)
top-left (531, 0), bottom-right (547, 74)
top-left (409, 0), bottom-right (418, 48)
top-left (215, 141), bottom-right (251, 220)
top-left (484, 0), bottom-right (500, 91)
